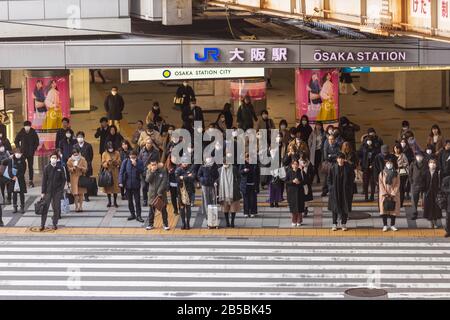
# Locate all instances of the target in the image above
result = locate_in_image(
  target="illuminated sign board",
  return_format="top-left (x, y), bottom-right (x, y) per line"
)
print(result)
top-left (128, 68), bottom-right (265, 81)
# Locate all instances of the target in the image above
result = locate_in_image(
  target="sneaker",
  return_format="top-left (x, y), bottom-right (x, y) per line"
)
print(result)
top-left (296, 223), bottom-right (302, 227)
top-left (411, 214), bottom-right (418, 220)
top-left (390, 226), bottom-right (398, 232)
top-left (127, 215), bottom-right (136, 221)
top-left (250, 214), bottom-right (256, 218)
top-left (341, 225), bottom-right (348, 231)
top-left (332, 224), bottom-right (338, 231)
top-left (163, 226), bottom-right (170, 231)
top-left (382, 226), bottom-right (389, 232)
top-left (145, 225), bottom-right (154, 230)
top-left (291, 223), bottom-right (296, 227)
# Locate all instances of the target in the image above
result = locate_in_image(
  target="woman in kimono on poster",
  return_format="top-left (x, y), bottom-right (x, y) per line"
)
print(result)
top-left (316, 72), bottom-right (337, 122)
top-left (43, 80), bottom-right (63, 130)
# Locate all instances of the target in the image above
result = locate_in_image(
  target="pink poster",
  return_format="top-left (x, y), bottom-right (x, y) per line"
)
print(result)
top-left (295, 68), bottom-right (339, 124)
top-left (230, 79), bottom-right (266, 101)
top-left (26, 75), bottom-right (70, 156)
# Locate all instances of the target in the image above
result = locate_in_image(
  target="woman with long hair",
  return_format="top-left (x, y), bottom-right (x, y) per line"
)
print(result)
top-left (316, 72), bottom-right (337, 122)
top-left (427, 124), bottom-right (444, 156)
top-left (43, 80), bottom-right (63, 130)
top-left (101, 141), bottom-right (121, 208)
top-left (393, 143), bottom-right (409, 208)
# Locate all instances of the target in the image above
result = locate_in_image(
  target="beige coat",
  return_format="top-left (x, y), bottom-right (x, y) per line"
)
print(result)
top-left (137, 130), bottom-right (162, 149)
top-left (67, 156), bottom-right (88, 195)
top-left (378, 171), bottom-right (401, 216)
top-left (101, 151), bottom-right (121, 194)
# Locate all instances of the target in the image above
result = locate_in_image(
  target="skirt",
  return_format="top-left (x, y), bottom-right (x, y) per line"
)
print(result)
top-left (316, 99), bottom-right (336, 122)
top-left (269, 182), bottom-right (283, 203)
top-left (42, 107), bottom-right (63, 130)
top-left (222, 200), bottom-right (240, 213)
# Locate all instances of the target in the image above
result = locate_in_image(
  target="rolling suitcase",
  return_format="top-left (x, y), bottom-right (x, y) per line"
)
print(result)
top-left (207, 204), bottom-right (220, 229)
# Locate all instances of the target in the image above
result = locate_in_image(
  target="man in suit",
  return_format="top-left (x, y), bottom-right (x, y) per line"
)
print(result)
top-left (14, 121), bottom-right (39, 187)
top-left (104, 87), bottom-right (124, 131)
top-left (75, 131), bottom-right (94, 202)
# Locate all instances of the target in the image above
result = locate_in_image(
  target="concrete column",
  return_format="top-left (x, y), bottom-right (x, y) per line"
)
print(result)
top-left (70, 69), bottom-right (91, 112)
top-left (162, 0), bottom-right (192, 26)
top-left (360, 0), bottom-right (367, 25)
top-left (401, 0), bottom-right (408, 30)
top-left (323, 0), bottom-right (330, 19)
top-left (359, 72), bottom-right (395, 92)
top-left (431, 0), bottom-right (438, 36)
top-left (394, 71), bottom-right (445, 110)
top-left (300, 0), bottom-right (306, 15)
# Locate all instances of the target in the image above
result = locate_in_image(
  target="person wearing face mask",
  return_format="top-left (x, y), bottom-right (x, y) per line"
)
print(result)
top-left (308, 121), bottom-right (325, 184)
top-left (131, 120), bottom-right (145, 148)
top-left (14, 121), bottom-right (39, 188)
top-left (341, 141), bottom-right (358, 195)
top-left (256, 110), bottom-right (275, 143)
top-left (0, 143), bottom-right (11, 206)
top-left (139, 139), bottom-right (160, 207)
top-left (296, 115), bottom-right (313, 143)
top-left (407, 135), bottom-right (421, 156)
top-left (358, 137), bottom-right (377, 201)
top-left (278, 120), bottom-right (290, 155)
top-left (221, 103), bottom-right (234, 129)
top-left (104, 125), bottom-right (124, 152)
top-left (146, 101), bottom-right (162, 125)
top-left (361, 128), bottom-right (383, 154)
top-left (398, 120), bottom-right (414, 141)
top-left (379, 159), bottom-right (400, 231)
top-left (339, 116), bottom-right (360, 152)
top-left (409, 151), bottom-right (427, 220)
top-left (287, 131), bottom-right (310, 161)
top-left (321, 134), bottom-right (340, 197)
top-left (119, 150), bottom-right (145, 223)
top-left (438, 140), bottom-right (450, 179)
top-left (393, 143), bottom-right (410, 208)
top-left (286, 158), bottom-right (306, 227)
top-left (55, 118), bottom-right (73, 151)
top-left (427, 124), bottom-right (444, 156)
top-left (40, 152), bottom-right (66, 231)
top-left (424, 144), bottom-right (435, 164)
top-left (239, 153), bottom-right (260, 218)
top-left (101, 142), bottom-right (121, 208)
top-left (374, 145), bottom-right (397, 192)
top-left (218, 157), bottom-right (241, 228)
top-left (328, 153), bottom-right (355, 231)
top-left (0, 131), bottom-right (12, 153)
top-left (175, 158), bottom-right (196, 230)
top-left (7, 148), bottom-right (26, 213)
top-left (197, 157), bottom-right (220, 218)
top-left (165, 155), bottom-right (179, 216)
top-left (75, 130), bottom-right (94, 198)
top-left (104, 86), bottom-right (124, 131)
top-left (182, 98), bottom-right (204, 130)
top-left (145, 160), bottom-right (170, 231)
top-left (138, 123), bottom-right (162, 150)
top-left (237, 96), bottom-right (258, 131)
top-left (163, 126), bottom-right (178, 162)
top-left (300, 156), bottom-right (314, 217)
top-left (175, 81), bottom-right (195, 110)
top-left (423, 159), bottom-right (443, 229)
top-left (94, 117), bottom-right (110, 156)
top-left (58, 129), bottom-right (76, 164)
top-left (215, 112), bottom-right (228, 134)
top-left (67, 148), bottom-right (88, 213)
top-left (119, 140), bottom-right (132, 200)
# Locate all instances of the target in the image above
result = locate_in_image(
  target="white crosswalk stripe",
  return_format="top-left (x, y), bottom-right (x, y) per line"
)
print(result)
top-left (0, 239), bottom-right (449, 299)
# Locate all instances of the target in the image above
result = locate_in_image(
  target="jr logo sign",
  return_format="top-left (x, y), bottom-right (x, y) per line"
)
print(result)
top-left (194, 48), bottom-right (220, 62)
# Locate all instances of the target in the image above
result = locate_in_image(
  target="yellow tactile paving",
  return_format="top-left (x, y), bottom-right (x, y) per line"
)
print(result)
top-left (0, 227), bottom-right (447, 238)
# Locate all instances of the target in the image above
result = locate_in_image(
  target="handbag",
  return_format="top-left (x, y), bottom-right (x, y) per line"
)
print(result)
top-left (151, 195), bottom-right (165, 211)
top-left (180, 183), bottom-right (191, 205)
top-left (173, 96), bottom-right (184, 105)
top-left (399, 168), bottom-right (408, 176)
top-left (98, 168), bottom-right (113, 188)
top-left (354, 168), bottom-right (363, 183)
top-left (34, 198), bottom-right (46, 216)
top-left (78, 175), bottom-right (91, 189)
top-left (383, 196), bottom-right (396, 212)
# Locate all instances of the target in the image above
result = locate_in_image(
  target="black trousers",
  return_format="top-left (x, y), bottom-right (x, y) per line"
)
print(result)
top-left (362, 168), bottom-right (375, 198)
top-left (41, 192), bottom-right (62, 228)
top-left (314, 149), bottom-right (322, 182)
top-left (126, 188), bottom-right (141, 216)
top-left (169, 186), bottom-right (178, 214)
top-left (332, 210), bottom-right (348, 225)
top-left (399, 175), bottom-right (408, 207)
top-left (411, 189), bottom-right (422, 216)
top-left (179, 205), bottom-right (191, 226)
top-left (25, 156), bottom-right (34, 181)
top-left (0, 179), bottom-right (6, 200)
top-left (12, 192), bottom-right (25, 207)
top-left (148, 205), bottom-right (169, 227)
top-left (446, 210), bottom-right (450, 233)
top-left (242, 185), bottom-right (257, 216)
top-left (142, 182), bottom-right (149, 203)
top-left (382, 215), bottom-right (396, 226)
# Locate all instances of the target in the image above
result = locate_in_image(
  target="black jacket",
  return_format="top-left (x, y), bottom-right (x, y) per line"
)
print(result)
top-left (181, 105), bottom-right (204, 128)
top-left (438, 149), bottom-right (450, 178)
top-left (0, 137), bottom-right (12, 152)
top-left (239, 163), bottom-right (260, 193)
top-left (105, 133), bottom-right (124, 151)
top-left (0, 123), bottom-right (6, 139)
top-left (55, 128), bottom-right (74, 151)
top-left (41, 163), bottom-right (66, 195)
top-left (327, 162), bottom-right (355, 215)
top-left (237, 103), bottom-right (258, 131)
top-left (14, 128), bottom-right (39, 157)
top-left (409, 160), bottom-right (427, 191)
top-left (197, 164), bottom-right (219, 187)
top-left (7, 156), bottom-right (27, 193)
top-left (176, 85), bottom-right (196, 106)
top-left (94, 126), bottom-right (109, 155)
top-left (358, 144), bottom-right (377, 171)
top-left (104, 94), bottom-right (124, 120)
top-left (76, 142), bottom-right (94, 176)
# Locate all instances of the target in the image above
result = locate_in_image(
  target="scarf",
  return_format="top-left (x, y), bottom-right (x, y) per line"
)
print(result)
top-left (219, 165), bottom-right (234, 202)
top-left (384, 168), bottom-right (397, 185)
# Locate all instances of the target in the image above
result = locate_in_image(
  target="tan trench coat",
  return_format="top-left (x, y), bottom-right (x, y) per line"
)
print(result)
top-left (67, 156), bottom-right (88, 195)
top-left (101, 151), bottom-right (121, 194)
top-left (378, 171), bottom-right (401, 216)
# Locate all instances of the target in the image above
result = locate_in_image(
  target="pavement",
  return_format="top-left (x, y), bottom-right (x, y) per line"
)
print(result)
top-left (0, 236), bottom-right (449, 299)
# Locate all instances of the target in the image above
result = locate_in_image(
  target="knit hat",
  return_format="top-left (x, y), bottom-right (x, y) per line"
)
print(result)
top-left (367, 127), bottom-right (376, 134)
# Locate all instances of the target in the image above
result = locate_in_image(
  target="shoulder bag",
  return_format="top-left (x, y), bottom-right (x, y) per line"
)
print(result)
top-left (151, 195), bottom-right (165, 211)
top-left (78, 175), bottom-right (91, 189)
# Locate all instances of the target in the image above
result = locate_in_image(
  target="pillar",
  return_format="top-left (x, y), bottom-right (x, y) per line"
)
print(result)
top-left (360, 0), bottom-right (367, 25)
top-left (70, 69), bottom-right (91, 112)
top-left (359, 72), bottom-right (395, 92)
top-left (162, 0), bottom-right (192, 26)
top-left (323, 0), bottom-right (330, 19)
top-left (394, 71), bottom-right (446, 110)
top-left (431, 0), bottom-right (438, 36)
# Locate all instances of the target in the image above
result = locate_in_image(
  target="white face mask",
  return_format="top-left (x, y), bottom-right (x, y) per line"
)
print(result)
top-left (426, 149), bottom-right (432, 155)
top-left (108, 149), bottom-right (114, 153)
top-left (0, 147), bottom-right (4, 153)
top-left (367, 140), bottom-right (373, 146)
top-left (50, 158), bottom-right (57, 166)
top-left (77, 137), bottom-right (84, 143)
top-left (24, 126), bottom-right (31, 132)
top-left (386, 163), bottom-right (393, 170)
top-left (302, 120), bottom-right (307, 125)
top-left (15, 153), bottom-right (22, 159)
top-left (66, 133), bottom-right (72, 138)
top-left (416, 156), bottom-right (423, 162)
top-left (401, 142), bottom-right (406, 148)
top-left (73, 155), bottom-right (81, 161)
top-left (280, 125), bottom-right (286, 130)
top-left (168, 130), bottom-right (174, 135)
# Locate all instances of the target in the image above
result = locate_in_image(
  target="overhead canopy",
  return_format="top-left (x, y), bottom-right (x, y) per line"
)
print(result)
top-left (1, 37), bottom-right (450, 69)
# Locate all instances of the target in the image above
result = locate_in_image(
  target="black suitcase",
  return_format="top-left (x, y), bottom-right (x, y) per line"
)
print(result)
top-left (87, 177), bottom-right (98, 196)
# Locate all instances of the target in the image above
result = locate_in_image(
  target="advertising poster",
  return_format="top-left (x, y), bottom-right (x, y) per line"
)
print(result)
top-left (26, 75), bottom-right (70, 156)
top-left (230, 79), bottom-right (266, 101)
top-left (295, 68), bottom-right (339, 124)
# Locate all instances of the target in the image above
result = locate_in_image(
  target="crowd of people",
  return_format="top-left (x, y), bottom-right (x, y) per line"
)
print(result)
top-left (0, 85), bottom-right (449, 238)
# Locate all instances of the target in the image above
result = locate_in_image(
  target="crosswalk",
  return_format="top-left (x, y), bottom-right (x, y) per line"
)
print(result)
top-left (0, 239), bottom-right (449, 299)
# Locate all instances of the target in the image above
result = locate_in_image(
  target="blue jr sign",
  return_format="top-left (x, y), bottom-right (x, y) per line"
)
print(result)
top-left (194, 48), bottom-right (220, 62)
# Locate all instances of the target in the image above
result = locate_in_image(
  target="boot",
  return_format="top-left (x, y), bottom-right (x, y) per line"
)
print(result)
top-left (231, 212), bottom-right (236, 228)
top-left (84, 194), bottom-right (90, 202)
top-left (113, 194), bottom-right (119, 208)
top-left (127, 213), bottom-right (136, 221)
top-left (0, 209), bottom-right (3, 227)
top-left (107, 194), bottom-right (112, 208)
top-left (224, 212), bottom-right (230, 228)
top-left (180, 208), bottom-right (186, 230)
top-left (136, 213), bottom-right (144, 223)
top-left (13, 206), bottom-right (18, 213)
top-left (20, 206), bottom-right (25, 214)
top-left (186, 207), bottom-right (191, 230)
